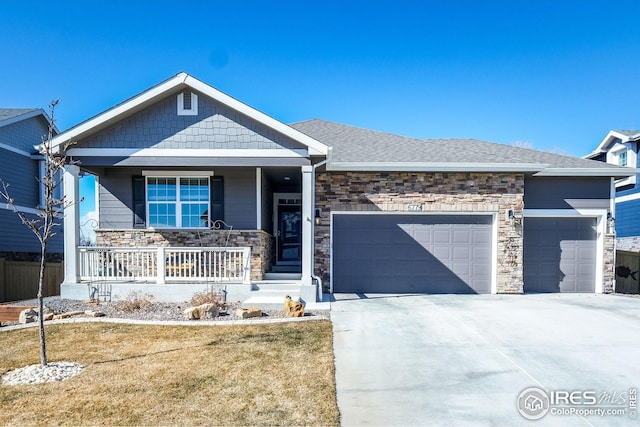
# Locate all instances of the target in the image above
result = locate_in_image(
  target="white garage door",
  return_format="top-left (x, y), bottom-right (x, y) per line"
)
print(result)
top-left (332, 214), bottom-right (493, 294)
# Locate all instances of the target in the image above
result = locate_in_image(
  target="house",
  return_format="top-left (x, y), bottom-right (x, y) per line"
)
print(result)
top-left (586, 130), bottom-right (640, 292)
top-left (586, 130), bottom-right (640, 249)
top-left (51, 73), bottom-right (634, 304)
top-left (0, 109), bottom-right (64, 302)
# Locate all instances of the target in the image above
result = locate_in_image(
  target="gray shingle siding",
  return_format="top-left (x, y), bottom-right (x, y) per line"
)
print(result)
top-left (78, 91), bottom-right (307, 151)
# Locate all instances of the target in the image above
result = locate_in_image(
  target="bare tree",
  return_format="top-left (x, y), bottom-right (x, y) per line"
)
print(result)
top-left (0, 100), bottom-right (71, 367)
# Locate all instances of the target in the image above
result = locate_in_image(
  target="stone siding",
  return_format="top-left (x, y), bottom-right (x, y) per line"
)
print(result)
top-left (96, 229), bottom-right (273, 281)
top-left (603, 233), bottom-right (615, 293)
top-left (314, 171), bottom-right (525, 294)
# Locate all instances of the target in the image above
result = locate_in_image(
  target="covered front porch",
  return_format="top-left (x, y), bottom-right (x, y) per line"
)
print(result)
top-left (61, 164), bottom-right (320, 305)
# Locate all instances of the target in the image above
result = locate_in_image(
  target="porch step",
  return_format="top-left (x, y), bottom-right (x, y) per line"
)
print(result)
top-left (269, 265), bottom-right (301, 273)
top-left (241, 292), bottom-right (300, 311)
top-left (263, 272), bottom-right (302, 281)
top-left (242, 282), bottom-right (302, 310)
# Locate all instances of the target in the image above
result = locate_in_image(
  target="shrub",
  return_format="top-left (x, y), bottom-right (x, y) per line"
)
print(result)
top-left (190, 291), bottom-right (226, 309)
top-left (115, 291), bottom-right (155, 312)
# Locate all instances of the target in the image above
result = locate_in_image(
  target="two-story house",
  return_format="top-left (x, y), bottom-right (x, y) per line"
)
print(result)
top-left (0, 108), bottom-right (64, 301)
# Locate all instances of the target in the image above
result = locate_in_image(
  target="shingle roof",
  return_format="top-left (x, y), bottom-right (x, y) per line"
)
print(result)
top-left (0, 108), bottom-right (39, 123)
top-left (290, 119), bottom-right (631, 176)
top-left (613, 129), bottom-right (640, 138)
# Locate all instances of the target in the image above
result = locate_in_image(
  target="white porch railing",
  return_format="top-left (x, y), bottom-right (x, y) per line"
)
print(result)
top-left (78, 246), bottom-right (251, 285)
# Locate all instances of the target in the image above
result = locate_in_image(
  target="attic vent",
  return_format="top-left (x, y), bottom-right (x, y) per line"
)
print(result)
top-left (177, 91), bottom-right (198, 116)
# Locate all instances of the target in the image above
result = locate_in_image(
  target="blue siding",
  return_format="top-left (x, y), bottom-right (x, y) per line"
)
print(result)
top-left (615, 199), bottom-right (640, 238)
top-left (78, 92), bottom-right (307, 151)
top-left (0, 115), bottom-right (49, 152)
top-left (0, 208), bottom-right (63, 254)
top-left (0, 114), bottom-right (62, 255)
top-left (0, 149), bottom-right (40, 206)
top-left (614, 141), bottom-right (640, 197)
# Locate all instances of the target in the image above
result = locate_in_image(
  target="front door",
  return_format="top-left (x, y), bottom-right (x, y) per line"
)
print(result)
top-left (277, 205), bottom-right (302, 263)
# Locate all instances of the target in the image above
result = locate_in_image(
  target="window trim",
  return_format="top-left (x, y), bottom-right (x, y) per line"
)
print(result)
top-left (177, 91), bottom-right (198, 116)
top-left (145, 175), bottom-right (210, 229)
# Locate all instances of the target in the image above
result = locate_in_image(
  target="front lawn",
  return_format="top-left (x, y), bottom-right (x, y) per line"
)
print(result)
top-left (0, 321), bottom-right (339, 426)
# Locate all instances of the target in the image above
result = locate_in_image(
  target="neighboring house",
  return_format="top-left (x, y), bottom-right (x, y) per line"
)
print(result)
top-left (51, 73), bottom-right (634, 304)
top-left (586, 130), bottom-right (640, 250)
top-left (0, 109), bottom-right (64, 301)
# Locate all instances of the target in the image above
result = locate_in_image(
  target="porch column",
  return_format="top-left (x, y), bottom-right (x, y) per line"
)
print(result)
top-left (63, 164), bottom-right (80, 284)
top-left (301, 165), bottom-right (313, 286)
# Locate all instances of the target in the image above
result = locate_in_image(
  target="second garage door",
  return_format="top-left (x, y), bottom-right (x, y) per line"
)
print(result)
top-left (523, 217), bottom-right (597, 293)
top-left (332, 214), bottom-right (493, 294)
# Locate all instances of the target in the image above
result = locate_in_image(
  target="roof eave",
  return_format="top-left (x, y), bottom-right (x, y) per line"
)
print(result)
top-left (325, 162), bottom-right (549, 172)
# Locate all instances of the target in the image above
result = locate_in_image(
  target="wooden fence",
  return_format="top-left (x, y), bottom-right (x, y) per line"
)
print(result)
top-left (615, 251), bottom-right (640, 294)
top-left (0, 259), bottom-right (63, 303)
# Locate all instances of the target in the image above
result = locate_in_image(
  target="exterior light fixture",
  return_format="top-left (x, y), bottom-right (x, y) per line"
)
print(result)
top-left (314, 208), bottom-right (322, 225)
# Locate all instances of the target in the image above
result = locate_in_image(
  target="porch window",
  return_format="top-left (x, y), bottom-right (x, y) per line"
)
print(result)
top-left (147, 177), bottom-right (209, 228)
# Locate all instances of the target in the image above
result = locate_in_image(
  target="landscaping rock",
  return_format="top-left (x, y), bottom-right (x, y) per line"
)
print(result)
top-left (284, 295), bottom-right (305, 318)
top-left (53, 310), bottom-right (84, 320)
top-left (43, 308), bottom-right (55, 321)
top-left (19, 309), bottom-right (37, 324)
top-left (236, 307), bottom-right (262, 319)
top-left (183, 303), bottom-right (219, 320)
top-left (84, 310), bottom-right (105, 317)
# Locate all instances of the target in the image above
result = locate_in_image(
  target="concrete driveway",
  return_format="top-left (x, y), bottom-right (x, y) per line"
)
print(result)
top-left (331, 294), bottom-right (640, 426)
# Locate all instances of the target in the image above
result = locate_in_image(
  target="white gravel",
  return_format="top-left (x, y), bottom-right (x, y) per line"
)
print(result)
top-left (2, 362), bottom-right (84, 386)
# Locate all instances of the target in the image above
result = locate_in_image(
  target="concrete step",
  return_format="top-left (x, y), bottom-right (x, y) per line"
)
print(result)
top-left (241, 293), bottom-right (300, 311)
top-left (270, 265), bottom-right (301, 273)
top-left (263, 272), bottom-right (302, 281)
top-left (252, 281), bottom-right (301, 291)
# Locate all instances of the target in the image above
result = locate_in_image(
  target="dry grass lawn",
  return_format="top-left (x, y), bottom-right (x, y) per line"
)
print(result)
top-left (0, 320), bottom-right (339, 426)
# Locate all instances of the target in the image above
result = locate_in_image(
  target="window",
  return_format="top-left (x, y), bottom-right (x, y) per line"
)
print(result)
top-left (618, 150), bottom-right (628, 167)
top-left (147, 176), bottom-right (209, 228)
top-left (177, 91), bottom-right (198, 115)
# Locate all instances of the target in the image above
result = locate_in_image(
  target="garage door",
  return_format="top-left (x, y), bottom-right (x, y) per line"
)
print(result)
top-left (523, 217), bottom-right (597, 293)
top-left (332, 214), bottom-right (493, 294)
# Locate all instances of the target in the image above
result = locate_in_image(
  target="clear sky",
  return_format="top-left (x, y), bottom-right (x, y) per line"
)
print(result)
top-left (2, 0), bottom-right (640, 232)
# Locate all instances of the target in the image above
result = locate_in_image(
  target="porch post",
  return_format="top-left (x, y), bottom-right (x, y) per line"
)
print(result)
top-left (63, 164), bottom-right (80, 284)
top-left (301, 165), bottom-right (313, 286)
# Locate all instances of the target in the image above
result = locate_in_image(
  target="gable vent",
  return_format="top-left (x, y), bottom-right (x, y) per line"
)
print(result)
top-left (177, 91), bottom-right (198, 116)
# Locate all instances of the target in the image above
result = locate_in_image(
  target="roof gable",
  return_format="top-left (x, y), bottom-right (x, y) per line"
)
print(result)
top-left (586, 129), bottom-right (640, 159)
top-left (52, 73), bottom-right (327, 156)
top-left (291, 119), bottom-right (635, 177)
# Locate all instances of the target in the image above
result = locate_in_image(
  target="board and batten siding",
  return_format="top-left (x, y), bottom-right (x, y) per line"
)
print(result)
top-left (76, 91), bottom-right (307, 151)
top-left (524, 177), bottom-right (611, 210)
top-left (98, 167), bottom-right (258, 230)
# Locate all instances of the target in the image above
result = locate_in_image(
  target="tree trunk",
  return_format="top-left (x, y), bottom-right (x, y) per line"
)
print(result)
top-left (38, 244), bottom-right (48, 367)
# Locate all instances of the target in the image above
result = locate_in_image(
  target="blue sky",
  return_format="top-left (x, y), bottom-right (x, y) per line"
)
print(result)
top-left (2, 0), bottom-right (640, 228)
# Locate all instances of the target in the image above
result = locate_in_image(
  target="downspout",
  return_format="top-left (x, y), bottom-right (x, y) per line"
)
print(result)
top-left (311, 159), bottom-right (328, 301)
